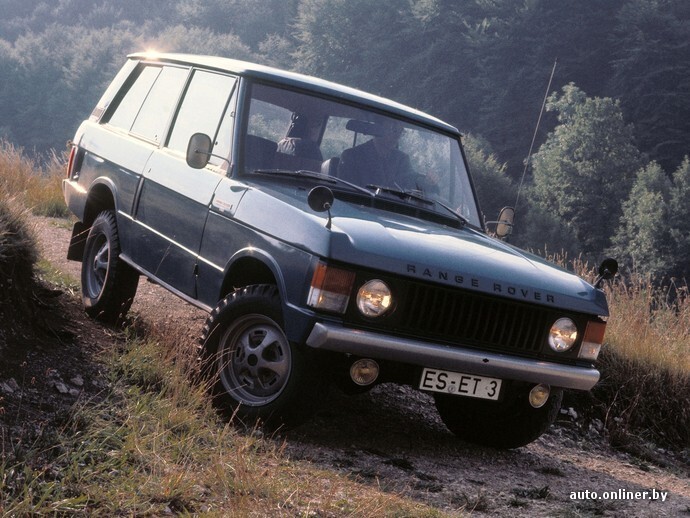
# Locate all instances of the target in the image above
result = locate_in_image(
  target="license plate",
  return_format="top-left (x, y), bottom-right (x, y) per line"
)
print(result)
top-left (419, 368), bottom-right (502, 400)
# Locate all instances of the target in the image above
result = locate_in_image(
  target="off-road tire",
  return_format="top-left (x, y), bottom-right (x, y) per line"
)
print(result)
top-left (434, 384), bottom-right (563, 449)
top-left (81, 210), bottom-right (139, 325)
top-left (200, 284), bottom-right (323, 429)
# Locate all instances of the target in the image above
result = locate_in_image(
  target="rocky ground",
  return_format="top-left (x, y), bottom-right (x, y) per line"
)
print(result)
top-left (1, 216), bottom-right (688, 517)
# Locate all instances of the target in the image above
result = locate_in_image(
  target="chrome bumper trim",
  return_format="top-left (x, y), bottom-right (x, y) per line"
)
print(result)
top-left (306, 323), bottom-right (599, 391)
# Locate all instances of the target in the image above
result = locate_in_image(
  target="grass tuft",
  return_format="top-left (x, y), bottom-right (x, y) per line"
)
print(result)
top-left (0, 139), bottom-right (69, 217)
top-left (562, 259), bottom-right (690, 449)
top-left (0, 196), bottom-right (39, 327)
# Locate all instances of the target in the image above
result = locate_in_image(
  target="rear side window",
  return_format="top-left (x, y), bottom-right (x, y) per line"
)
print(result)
top-left (167, 70), bottom-right (237, 158)
top-left (106, 65), bottom-right (188, 144)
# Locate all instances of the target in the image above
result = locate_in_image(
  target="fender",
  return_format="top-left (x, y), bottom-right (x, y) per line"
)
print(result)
top-left (220, 246), bottom-right (319, 342)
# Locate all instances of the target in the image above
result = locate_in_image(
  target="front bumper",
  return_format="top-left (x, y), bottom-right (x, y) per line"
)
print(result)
top-left (305, 322), bottom-right (599, 391)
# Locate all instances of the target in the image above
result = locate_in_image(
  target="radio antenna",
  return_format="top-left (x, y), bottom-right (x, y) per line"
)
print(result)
top-left (514, 59), bottom-right (557, 215)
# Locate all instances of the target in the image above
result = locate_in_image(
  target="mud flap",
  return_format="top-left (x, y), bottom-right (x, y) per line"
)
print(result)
top-left (67, 221), bottom-right (89, 261)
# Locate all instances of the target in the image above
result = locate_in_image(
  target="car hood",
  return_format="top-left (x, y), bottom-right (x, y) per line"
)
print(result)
top-left (234, 181), bottom-right (609, 316)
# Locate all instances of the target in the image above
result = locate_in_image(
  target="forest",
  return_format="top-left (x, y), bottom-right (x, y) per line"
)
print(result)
top-left (1, 0), bottom-right (688, 282)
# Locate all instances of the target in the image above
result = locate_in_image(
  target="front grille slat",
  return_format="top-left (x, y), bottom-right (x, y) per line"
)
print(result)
top-left (391, 282), bottom-right (553, 355)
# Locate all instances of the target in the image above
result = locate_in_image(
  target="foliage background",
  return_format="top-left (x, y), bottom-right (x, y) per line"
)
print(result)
top-left (1, 0), bottom-right (688, 279)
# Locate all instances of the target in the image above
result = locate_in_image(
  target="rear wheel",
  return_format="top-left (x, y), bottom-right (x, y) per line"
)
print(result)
top-left (434, 384), bottom-right (563, 449)
top-left (81, 210), bottom-right (139, 324)
top-left (201, 284), bottom-right (323, 429)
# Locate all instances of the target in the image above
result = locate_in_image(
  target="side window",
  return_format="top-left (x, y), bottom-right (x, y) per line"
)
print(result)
top-left (107, 66), bottom-right (161, 131)
top-left (209, 88), bottom-right (237, 167)
top-left (167, 70), bottom-right (237, 159)
top-left (130, 66), bottom-right (188, 143)
top-left (247, 99), bottom-right (293, 142)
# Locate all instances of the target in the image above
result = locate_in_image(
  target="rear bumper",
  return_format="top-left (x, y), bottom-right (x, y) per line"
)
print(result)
top-left (306, 322), bottom-right (599, 391)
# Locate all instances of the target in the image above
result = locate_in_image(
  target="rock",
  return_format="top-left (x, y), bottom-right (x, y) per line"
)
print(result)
top-left (70, 375), bottom-right (84, 387)
top-left (54, 381), bottom-right (69, 394)
top-left (0, 378), bottom-right (20, 394)
top-left (590, 418), bottom-right (604, 432)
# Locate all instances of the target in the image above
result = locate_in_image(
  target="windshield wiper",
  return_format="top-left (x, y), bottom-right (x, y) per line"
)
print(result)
top-left (253, 169), bottom-right (373, 196)
top-left (253, 168), bottom-right (336, 182)
top-left (366, 184), bottom-right (433, 204)
top-left (366, 184), bottom-right (467, 226)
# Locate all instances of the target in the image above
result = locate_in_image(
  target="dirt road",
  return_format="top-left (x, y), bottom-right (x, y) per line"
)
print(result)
top-left (31, 216), bottom-right (690, 517)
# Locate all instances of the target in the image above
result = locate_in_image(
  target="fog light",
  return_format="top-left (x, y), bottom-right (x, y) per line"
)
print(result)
top-left (528, 384), bottom-right (550, 408)
top-left (350, 359), bottom-right (379, 386)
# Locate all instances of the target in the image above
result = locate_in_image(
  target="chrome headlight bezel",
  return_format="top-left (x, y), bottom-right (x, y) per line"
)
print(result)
top-left (356, 279), bottom-right (393, 318)
top-left (548, 317), bottom-right (578, 352)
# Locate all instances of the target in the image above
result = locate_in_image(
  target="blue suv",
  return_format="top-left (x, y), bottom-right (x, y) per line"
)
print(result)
top-left (63, 53), bottom-right (614, 448)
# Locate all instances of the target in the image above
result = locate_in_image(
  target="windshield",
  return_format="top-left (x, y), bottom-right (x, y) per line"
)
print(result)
top-left (242, 82), bottom-right (481, 227)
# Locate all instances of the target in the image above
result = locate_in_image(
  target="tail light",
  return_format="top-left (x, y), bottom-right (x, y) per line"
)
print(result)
top-left (66, 144), bottom-right (76, 179)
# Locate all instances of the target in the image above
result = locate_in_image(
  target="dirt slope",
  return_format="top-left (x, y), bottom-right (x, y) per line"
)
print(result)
top-left (13, 216), bottom-right (690, 517)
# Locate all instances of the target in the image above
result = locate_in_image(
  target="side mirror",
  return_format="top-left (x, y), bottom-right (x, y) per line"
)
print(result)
top-left (308, 186), bottom-right (335, 229)
top-left (488, 206), bottom-right (515, 239)
top-left (594, 258), bottom-right (618, 288)
top-left (496, 207), bottom-right (515, 238)
top-left (186, 133), bottom-right (213, 169)
top-left (307, 185), bottom-right (335, 213)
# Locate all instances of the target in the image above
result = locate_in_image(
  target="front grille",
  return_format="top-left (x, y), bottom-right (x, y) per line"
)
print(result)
top-left (393, 282), bottom-right (553, 355)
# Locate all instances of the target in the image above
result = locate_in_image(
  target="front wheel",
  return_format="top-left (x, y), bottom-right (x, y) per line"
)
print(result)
top-left (200, 285), bottom-right (323, 429)
top-left (434, 384), bottom-right (563, 449)
top-left (81, 210), bottom-right (139, 324)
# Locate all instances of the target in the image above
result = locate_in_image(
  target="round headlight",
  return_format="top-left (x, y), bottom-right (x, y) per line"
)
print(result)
top-left (356, 280), bottom-right (393, 317)
top-left (548, 318), bottom-right (578, 352)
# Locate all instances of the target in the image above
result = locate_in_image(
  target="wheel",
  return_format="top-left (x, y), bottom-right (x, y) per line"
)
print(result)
top-left (200, 284), bottom-right (323, 429)
top-left (434, 384), bottom-right (563, 449)
top-left (81, 210), bottom-right (139, 324)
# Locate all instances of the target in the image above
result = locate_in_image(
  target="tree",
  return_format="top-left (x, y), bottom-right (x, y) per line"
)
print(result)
top-left (462, 134), bottom-right (516, 223)
top-left (607, 0), bottom-right (690, 171)
top-left (152, 26), bottom-right (254, 60)
top-left (610, 157), bottom-right (690, 281)
top-left (668, 157), bottom-right (690, 280)
top-left (468, 0), bottom-right (626, 172)
top-left (528, 84), bottom-right (642, 257)
top-left (292, 0), bottom-right (416, 95)
top-left (609, 162), bottom-right (674, 280)
top-left (176, 0), bottom-right (298, 50)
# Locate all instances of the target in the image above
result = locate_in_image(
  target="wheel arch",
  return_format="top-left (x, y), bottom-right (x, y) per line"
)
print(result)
top-left (83, 180), bottom-right (118, 227)
top-left (67, 180), bottom-right (119, 262)
top-left (220, 249), bottom-right (285, 301)
top-left (214, 247), bottom-right (318, 347)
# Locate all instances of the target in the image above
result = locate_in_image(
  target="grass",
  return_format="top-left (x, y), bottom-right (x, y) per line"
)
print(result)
top-left (0, 139), bottom-right (69, 218)
top-left (565, 258), bottom-right (690, 449)
top-left (604, 275), bottom-right (690, 374)
top-left (0, 196), bottom-right (39, 319)
top-left (593, 276), bottom-right (690, 449)
top-left (0, 321), bottom-right (445, 517)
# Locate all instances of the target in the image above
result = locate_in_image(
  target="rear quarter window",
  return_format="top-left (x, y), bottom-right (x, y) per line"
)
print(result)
top-left (106, 65), bottom-right (188, 144)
